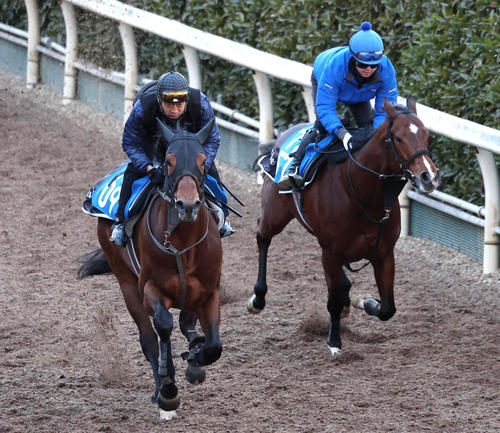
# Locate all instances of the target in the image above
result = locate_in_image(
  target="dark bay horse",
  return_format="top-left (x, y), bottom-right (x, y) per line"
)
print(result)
top-left (79, 119), bottom-right (223, 420)
top-left (248, 97), bottom-right (440, 356)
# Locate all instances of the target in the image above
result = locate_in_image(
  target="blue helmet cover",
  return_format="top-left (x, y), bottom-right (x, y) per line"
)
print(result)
top-left (349, 22), bottom-right (384, 65)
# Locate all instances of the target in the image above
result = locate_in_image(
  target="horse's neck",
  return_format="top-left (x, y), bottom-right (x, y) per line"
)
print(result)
top-left (355, 126), bottom-right (390, 173)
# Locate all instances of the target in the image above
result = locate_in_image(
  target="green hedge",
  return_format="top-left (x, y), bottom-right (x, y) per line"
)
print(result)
top-left (1, 0), bottom-right (498, 203)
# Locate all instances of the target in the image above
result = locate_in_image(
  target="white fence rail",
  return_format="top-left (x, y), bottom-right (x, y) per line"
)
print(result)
top-left (15, 0), bottom-right (500, 273)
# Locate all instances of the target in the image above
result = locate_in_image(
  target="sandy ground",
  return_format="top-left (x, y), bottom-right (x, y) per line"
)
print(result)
top-left (0, 68), bottom-right (499, 433)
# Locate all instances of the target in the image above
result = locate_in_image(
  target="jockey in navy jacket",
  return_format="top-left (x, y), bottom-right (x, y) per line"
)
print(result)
top-left (109, 71), bottom-right (235, 247)
top-left (122, 89), bottom-right (220, 172)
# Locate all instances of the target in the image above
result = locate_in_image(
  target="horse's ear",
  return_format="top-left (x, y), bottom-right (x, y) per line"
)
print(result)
top-left (196, 119), bottom-right (215, 144)
top-left (406, 96), bottom-right (417, 114)
top-left (156, 117), bottom-right (175, 143)
top-left (384, 98), bottom-right (397, 118)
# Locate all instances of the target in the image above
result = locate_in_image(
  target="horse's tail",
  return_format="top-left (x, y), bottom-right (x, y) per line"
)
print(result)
top-left (77, 248), bottom-right (112, 279)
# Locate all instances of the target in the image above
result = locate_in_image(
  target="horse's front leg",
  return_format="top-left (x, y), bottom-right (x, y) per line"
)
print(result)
top-left (370, 253), bottom-right (396, 321)
top-left (193, 291), bottom-right (222, 367)
top-left (179, 310), bottom-right (207, 385)
top-left (152, 298), bottom-right (180, 416)
top-left (322, 248), bottom-right (352, 356)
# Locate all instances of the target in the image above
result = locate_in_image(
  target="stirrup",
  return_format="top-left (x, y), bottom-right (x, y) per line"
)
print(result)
top-left (109, 223), bottom-right (127, 247)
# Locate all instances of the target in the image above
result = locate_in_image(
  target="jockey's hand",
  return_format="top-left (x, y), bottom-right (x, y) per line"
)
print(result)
top-left (148, 167), bottom-right (164, 186)
top-left (336, 127), bottom-right (353, 150)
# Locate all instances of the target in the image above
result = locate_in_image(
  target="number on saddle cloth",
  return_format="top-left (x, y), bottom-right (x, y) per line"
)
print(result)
top-left (82, 162), bottom-right (151, 221)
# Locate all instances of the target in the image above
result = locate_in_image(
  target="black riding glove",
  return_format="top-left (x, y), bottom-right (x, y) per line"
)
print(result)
top-left (148, 167), bottom-right (164, 186)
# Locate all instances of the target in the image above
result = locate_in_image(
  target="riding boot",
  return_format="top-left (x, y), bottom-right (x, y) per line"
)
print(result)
top-left (109, 220), bottom-right (127, 246)
top-left (219, 217), bottom-right (235, 238)
top-left (278, 128), bottom-right (316, 189)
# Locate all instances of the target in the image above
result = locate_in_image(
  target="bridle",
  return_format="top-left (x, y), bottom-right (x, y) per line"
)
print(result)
top-left (146, 137), bottom-right (209, 309)
top-left (347, 109), bottom-right (431, 223)
top-left (345, 109), bottom-right (431, 272)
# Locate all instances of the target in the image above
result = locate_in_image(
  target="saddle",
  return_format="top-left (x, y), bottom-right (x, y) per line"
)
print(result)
top-left (82, 161), bottom-right (228, 235)
top-left (257, 127), bottom-right (373, 193)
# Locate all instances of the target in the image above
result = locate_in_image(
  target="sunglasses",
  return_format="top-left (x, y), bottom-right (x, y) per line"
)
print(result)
top-left (353, 50), bottom-right (383, 62)
top-left (356, 61), bottom-right (379, 70)
top-left (162, 91), bottom-right (188, 103)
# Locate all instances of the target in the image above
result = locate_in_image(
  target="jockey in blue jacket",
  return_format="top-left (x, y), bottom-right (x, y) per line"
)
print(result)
top-left (110, 71), bottom-right (235, 246)
top-left (280, 21), bottom-right (398, 188)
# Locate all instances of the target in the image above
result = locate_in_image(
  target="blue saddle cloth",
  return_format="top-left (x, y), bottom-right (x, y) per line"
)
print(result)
top-left (82, 161), bottom-right (228, 221)
top-left (257, 126), bottom-right (369, 193)
top-left (274, 127), bottom-right (336, 183)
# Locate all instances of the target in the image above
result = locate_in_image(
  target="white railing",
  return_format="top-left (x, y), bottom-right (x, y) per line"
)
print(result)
top-left (16, 0), bottom-right (500, 273)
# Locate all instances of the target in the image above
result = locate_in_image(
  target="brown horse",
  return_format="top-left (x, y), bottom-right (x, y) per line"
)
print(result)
top-left (78, 119), bottom-right (223, 420)
top-left (247, 97), bottom-right (440, 356)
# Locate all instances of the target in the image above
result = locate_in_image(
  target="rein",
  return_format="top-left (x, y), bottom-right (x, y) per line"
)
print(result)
top-left (146, 192), bottom-right (209, 310)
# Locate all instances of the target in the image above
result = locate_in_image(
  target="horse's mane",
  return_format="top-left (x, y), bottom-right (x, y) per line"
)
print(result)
top-left (394, 104), bottom-right (408, 112)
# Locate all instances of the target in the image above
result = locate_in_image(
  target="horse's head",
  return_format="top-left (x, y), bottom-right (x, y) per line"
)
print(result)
top-left (384, 96), bottom-right (440, 193)
top-left (156, 118), bottom-right (214, 222)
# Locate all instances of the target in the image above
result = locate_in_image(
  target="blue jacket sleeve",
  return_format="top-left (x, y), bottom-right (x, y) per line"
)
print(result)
top-left (121, 101), bottom-right (152, 172)
top-left (373, 59), bottom-right (398, 129)
top-left (315, 57), bottom-right (345, 135)
top-left (199, 93), bottom-right (220, 170)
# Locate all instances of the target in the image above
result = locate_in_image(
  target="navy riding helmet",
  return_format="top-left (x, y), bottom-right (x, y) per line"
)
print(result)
top-left (349, 22), bottom-right (384, 65)
top-left (156, 72), bottom-right (189, 103)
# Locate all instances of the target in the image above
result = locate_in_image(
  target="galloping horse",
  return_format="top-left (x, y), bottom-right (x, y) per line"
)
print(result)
top-left (79, 119), bottom-right (223, 420)
top-left (248, 97), bottom-right (440, 356)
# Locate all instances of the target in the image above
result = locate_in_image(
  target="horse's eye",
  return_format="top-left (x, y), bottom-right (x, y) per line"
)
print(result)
top-left (395, 136), bottom-right (403, 144)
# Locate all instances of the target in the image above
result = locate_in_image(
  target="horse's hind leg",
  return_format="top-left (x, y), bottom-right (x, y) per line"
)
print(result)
top-left (152, 299), bottom-right (180, 412)
top-left (179, 311), bottom-right (207, 385)
top-left (247, 233), bottom-right (271, 312)
top-left (248, 181), bottom-right (294, 313)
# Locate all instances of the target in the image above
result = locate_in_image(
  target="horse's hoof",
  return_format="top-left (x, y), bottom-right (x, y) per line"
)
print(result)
top-left (247, 295), bottom-right (262, 314)
top-left (158, 379), bottom-right (180, 411)
top-left (328, 345), bottom-right (341, 356)
top-left (158, 393), bottom-right (180, 412)
top-left (185, 364), bottom-right (206, 385)
top-left (158, 409), bottom-right (178, 422)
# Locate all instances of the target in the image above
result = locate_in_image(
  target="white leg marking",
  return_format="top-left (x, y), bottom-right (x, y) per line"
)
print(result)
top-left (351, 296), bottom-right (365, 310)
top-left (158, 409), bottom-right (178, 421)
top-left (328, 345), bottom-right (341, 356)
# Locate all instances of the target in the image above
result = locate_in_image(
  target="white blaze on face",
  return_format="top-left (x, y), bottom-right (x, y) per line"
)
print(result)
top-left (409, 123), bottom-right (419, 134)
top-left (423, 155), bottom-right (437, 181)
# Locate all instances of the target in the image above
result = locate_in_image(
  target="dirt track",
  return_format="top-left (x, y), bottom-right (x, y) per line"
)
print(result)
top-left (1, 68), bottom-right (499, 433)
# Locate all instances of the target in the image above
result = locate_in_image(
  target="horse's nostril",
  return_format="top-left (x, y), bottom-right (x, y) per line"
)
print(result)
top-left (420, 171), bottom-right (431, 184)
